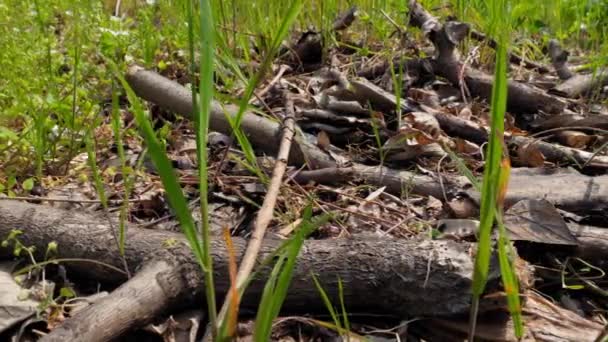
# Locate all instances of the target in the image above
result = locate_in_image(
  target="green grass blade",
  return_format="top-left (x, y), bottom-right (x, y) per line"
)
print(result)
top-left (224, 0), bottom-right (304, 176)
top-left (496, 215), bottom-right (524, 337)
top-left (338, 277), bottom-right (350, 336)
top-left (444, 146), bottom-right (481, 192)
top-left (473, 36), bottom-right (508, 292)
top-left (107, 59), bottom-right (208, 275)
top-left (109, 81), bottom-right (130, 255)
top-left (196, 0), bottom-right (218, 335)
top-left (253, 206), bottom-right (330, 341)
top-left (311, 272), bottom-right (342, 331)
top-left (469, 0), bottom-right (510, 338)
top-left (84, 131), bottom-right (108, 209)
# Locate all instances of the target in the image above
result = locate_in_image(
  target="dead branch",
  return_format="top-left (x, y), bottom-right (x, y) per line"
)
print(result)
top-left (40, 260), bottom-right (183, 342)
top-left (548, 39), bottom-right (575, 80)
top-left (547, 39), bottom-right (608, 98)
top-left (430, 109), bottom-right (608, 168)
top-left (216, 94), bottom-right (297, 326)
top-left (125, 66), bottom-right (453, 200)
top-left (407, 0), bottom-right (566, 114)
top-left (469, 29), bottom-right (550, 74)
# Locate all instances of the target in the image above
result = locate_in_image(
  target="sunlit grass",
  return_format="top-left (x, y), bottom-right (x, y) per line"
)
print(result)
top-left (194, 0), bottom-right (219, 337)
top-left (466, 0), bottom-right (523, 339)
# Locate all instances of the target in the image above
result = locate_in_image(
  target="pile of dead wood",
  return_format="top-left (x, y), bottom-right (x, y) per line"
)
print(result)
top-left (2, 1), bottom-right (608, 341)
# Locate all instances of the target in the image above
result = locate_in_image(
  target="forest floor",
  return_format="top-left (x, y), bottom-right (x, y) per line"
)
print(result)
top-left (1, 1), bottom-right (608, 341)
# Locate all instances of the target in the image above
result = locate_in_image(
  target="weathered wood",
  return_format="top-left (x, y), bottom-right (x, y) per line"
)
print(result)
top-left (552, 71), bottom-right (608, 98)
top-left (416, 291), bottom-right (603, 342)
top-left (548, 39), bottom-right (575, 80)
top-left (126, 66), bottom-right (453, 199)
top-left (40, 260), bottom-right (184, 342)
top-left (0, 201), bottom-right (503, 341)
top-left (407, 0), bottom-right (566, 114)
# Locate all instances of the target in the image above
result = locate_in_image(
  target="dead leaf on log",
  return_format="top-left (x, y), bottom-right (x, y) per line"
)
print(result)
top-left (504, 199), bottom-right (578, 245)
top-left (555, 130), bottom-right (594, 149)
top-left (516, 142), bottom-right (546, 167)
top-left (316, 130), bottom-right (331, 151)
top-left (454, 137), bottom-right (479, 155)
top-left (404, 112), bottom-right (442, 139)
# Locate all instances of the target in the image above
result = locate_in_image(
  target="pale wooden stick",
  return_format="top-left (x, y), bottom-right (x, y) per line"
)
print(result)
top-left (215, 94), bottom-right (296, 328)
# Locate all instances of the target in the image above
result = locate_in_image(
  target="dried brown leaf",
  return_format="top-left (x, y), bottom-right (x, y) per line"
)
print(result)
top-left (555, 130), bottom-right (594, 149)
top-left (316, 130), bottom-right (331, 151)
top-left (517, 142), bottom-right (545, 167)
top-left (404, 112), bottom-right (441, 139)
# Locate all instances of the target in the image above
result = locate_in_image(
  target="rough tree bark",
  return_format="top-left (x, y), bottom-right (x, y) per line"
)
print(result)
top-left (0, 200), bottom-right (502, 341)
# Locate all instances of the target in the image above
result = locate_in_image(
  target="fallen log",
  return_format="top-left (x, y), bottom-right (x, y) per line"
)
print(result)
top-left (0, 201), bottom-right (501, 341)
top-left (552, 70), bottom-right (608, 99)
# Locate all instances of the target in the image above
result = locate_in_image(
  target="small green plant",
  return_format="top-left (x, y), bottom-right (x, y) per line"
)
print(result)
top-left (109, 83), bottom-right (131, 256)
top-left (193, 0), bottom-right (219, 337)
top-left (221, 0), bottom-right (304, 181)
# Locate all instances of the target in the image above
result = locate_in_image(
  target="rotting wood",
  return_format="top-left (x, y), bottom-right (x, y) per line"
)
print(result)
top-left (416, 291), bottom-right (602, 342)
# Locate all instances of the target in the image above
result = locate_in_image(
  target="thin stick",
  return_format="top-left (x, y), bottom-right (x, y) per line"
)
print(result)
top-left (0, 196), bottom-right (152, 205)
top-left (216, 93), bottom-right (297, 328)
top-left (250, 64), bottom-right (291, 104)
